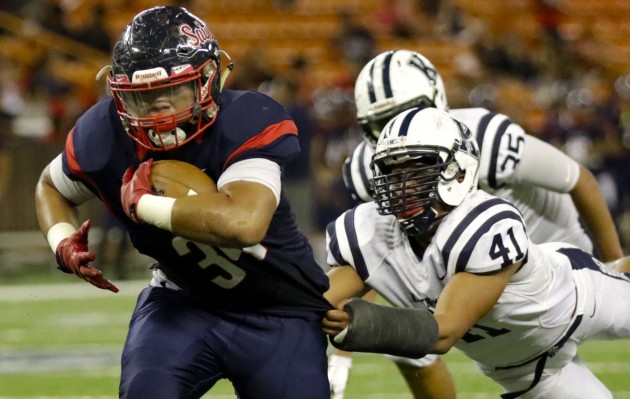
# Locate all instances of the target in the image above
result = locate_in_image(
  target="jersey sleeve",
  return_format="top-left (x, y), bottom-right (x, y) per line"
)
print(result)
top-left (474, 112), bottom-right (526, 191)
top-left (439, 196), bottom-right (528, 275)
top-left (217, 158), bottom-right (282, 205)
top-left (342, 141), bottom-right (376, 203)
top-left (61, 97), bottom-right (130, 199)
top-left (49, 154), bottom-right (96, 205)
top-left (326, 204), bottom-right (385, 281)
top-left (326, 208), bottom-right (367, 279)
top-left (507, 135), bottom-right (580, 193)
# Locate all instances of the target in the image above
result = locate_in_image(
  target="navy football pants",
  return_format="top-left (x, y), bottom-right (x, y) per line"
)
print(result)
top-left (119, 286), bottom-right (330, 399)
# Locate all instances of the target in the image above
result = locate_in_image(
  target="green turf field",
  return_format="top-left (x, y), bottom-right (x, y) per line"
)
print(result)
top-left (0, 280), bottom-right (629, 398)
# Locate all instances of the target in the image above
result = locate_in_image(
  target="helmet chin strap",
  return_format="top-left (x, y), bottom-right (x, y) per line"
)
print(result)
top-left (148, 127), bottom-right (187, 148)
top-left (216, 49), bottom-right (234, 91)
top-left (400, 203), bottom-right (448, 237)
top-left (400, 206), bottom-right (438, 237)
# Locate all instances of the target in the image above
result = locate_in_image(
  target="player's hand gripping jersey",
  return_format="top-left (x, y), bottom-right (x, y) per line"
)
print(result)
top-left (343, 108), bottom-right (591, 251)
top-left (51, 91), bottom-right (331, 316)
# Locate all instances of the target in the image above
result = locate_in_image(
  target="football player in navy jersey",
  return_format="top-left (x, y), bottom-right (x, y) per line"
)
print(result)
top-left (324, 107), bottom-right (630, 399)
top-left (34, 6), bottom-right (332, 399)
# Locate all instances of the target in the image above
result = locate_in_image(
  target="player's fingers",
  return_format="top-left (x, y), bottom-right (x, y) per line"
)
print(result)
top-left (136, 161), bottom-right (149, 176)
top-left (85, 275), bottom-right (119, 293)
top-left (76, 220), bottom-right (91, 238)
top-left (323, 326), bottom-right (342, 336)
top-left (122, 166), bottom-right (135, 185)
top-left (322, 317), bottom-right (348, 332)
top-left (135, 159), bottom-right (152, 179)
top-left (139, 158), bottom-right (154, 172)
top-left (71, 253), bottom-right (95, 270)
top-left (95, 278), bottom-right (119, 293)
top-left (326, 309), bottom-right (350, 323)
top-left (108, 281), bottom-right (120, 293)
top-left (136, 159), bottom-right (154, 185)
top-left (78, 265), bottom-right (103, 279)
top-left (75, 251), bottom-right (96, 263)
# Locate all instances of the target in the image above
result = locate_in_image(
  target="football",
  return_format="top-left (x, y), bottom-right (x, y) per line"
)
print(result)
top-left (150, 160), bottom-right (216, 197)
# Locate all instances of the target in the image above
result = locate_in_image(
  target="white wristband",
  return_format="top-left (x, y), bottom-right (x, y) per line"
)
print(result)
top-left (137, 195), bottom-right (176, 231)
top-left (46, 222), bottom-right (76, 253)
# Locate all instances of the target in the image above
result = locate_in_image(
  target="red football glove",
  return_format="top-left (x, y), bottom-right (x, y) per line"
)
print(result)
top-left (121, 159), bottom-right (154, 223)
top-left (55, 220), bottom-right (119, 293)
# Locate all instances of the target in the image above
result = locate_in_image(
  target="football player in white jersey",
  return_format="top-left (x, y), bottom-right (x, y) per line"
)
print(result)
top-left (327, 49), bottom-right (625, 399)
top-left (324, 107), bottom-right (630, 399)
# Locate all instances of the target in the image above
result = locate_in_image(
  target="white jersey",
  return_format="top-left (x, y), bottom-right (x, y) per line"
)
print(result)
top-left (326, 190), bottom-right (578, 368)
top-left (342, 107), bottom-right (591, 252)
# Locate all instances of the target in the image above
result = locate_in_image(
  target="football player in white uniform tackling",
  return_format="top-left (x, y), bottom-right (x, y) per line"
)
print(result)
top-left (327, 49), bottom-right (625, 399)
top-left (324, 107), bottom-right (630, 399)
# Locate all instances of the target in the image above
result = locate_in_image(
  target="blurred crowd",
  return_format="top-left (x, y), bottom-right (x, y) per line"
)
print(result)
top-left (1, 0), bottom-right (629, 274)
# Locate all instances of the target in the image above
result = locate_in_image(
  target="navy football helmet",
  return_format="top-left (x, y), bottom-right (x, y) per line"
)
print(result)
top-left (104, 6), bottom-right (232, 151)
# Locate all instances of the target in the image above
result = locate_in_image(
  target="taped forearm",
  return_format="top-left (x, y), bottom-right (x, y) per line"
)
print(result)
top-left (137, 195), bottom-right (176, 230)
top-left (46, 222), bottom-right (76, 252)
top-left (331, 298), bottom-right (438, 359)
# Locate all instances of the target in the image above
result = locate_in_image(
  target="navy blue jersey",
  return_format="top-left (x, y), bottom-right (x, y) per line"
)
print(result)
top-left (61, 90), bottom-right (332, 316)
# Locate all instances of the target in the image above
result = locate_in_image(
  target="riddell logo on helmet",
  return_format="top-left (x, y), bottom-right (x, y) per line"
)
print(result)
top-left (132, 68), bottom-right (168, 83)
top-left (180, 22), bottom-right (214, 48)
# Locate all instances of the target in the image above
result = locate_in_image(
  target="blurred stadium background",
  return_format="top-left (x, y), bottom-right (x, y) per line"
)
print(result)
top-left (2, 0), bottom-right (630, 277)
top-left (0, 0), bottom-right (630, 397)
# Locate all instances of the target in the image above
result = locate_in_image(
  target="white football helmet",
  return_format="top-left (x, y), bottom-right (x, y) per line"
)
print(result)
top-left (355, 50), bottom-right (448, 146)
top-left (371, 107), bottom-right (479, 236)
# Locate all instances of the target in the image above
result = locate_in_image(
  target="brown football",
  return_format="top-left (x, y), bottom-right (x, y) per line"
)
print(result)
top-left (150, 160), bottom-right (216, 197)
